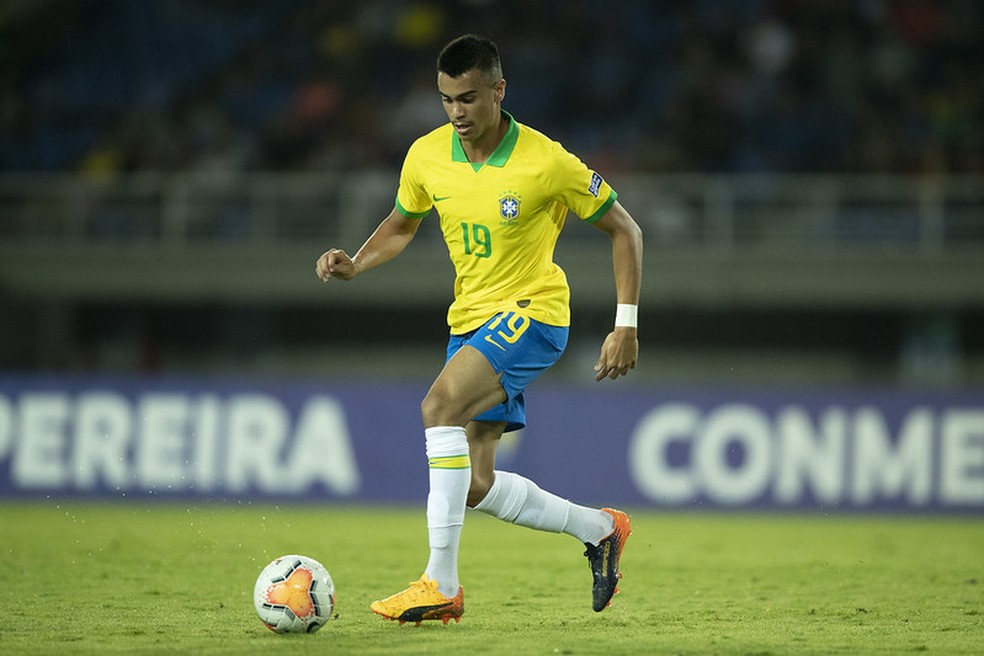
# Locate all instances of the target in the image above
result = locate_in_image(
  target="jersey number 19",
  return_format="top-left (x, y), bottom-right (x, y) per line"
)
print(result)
top-left (460, 222), bottom-right (492, 258)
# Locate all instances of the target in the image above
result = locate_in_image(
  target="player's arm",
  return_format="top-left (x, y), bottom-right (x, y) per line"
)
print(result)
top-left (315, 207), bottom-right (422, 283)
top-left (590, 200), bottom-right (643, 381)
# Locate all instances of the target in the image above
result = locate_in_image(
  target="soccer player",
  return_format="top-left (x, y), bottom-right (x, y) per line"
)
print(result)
top-left (315, 34), bottom-right (642, 624)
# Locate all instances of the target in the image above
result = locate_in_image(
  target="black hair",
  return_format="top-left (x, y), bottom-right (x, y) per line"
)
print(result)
top-left (437, 34), bottom-right (502, 81)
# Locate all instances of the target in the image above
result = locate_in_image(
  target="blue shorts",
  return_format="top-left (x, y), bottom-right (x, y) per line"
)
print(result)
top-left (446, 311), bottom-right (569, 432)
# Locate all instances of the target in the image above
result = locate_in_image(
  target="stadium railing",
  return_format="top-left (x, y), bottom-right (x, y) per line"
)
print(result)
top-left (0, 172), bottom-right (982, 308)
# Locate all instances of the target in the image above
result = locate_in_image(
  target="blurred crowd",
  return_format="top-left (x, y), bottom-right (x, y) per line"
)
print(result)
top-left (1, 0), bottom-right (982, 176)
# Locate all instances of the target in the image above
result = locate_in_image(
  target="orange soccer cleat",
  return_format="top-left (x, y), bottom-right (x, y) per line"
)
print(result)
top-left (370, 574), bottom-right (464, 626)
top-left (583, 507), bottom-right (632, 611)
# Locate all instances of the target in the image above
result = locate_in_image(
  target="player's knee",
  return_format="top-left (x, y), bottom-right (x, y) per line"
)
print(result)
top-left (420, 387), bottom-right (465, 427)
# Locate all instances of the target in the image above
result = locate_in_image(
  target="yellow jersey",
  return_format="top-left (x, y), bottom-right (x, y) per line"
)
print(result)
top-left (395, 111), bottom-right (618, 334)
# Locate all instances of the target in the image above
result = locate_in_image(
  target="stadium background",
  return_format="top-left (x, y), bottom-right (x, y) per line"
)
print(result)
top-left (1, 0), bottom-right (982, 511)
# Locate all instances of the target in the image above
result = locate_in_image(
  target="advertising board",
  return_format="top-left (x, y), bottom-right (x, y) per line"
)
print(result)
top-left (1, 375), bottom-right (981, 511)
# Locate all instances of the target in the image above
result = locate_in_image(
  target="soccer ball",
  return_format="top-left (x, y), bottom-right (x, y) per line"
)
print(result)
top-left (253, 554), bottom-right (335, 633)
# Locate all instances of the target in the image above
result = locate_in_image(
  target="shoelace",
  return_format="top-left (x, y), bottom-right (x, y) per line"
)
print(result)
top-left (399, 578), bottom-right (440, 602)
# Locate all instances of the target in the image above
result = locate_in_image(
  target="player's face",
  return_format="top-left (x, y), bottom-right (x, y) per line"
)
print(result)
top-left (437, 68), bottom-right (505, 144)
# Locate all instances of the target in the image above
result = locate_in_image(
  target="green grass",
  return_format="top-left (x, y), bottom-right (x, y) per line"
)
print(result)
top-left (0, 503), bottom-right (981, 655)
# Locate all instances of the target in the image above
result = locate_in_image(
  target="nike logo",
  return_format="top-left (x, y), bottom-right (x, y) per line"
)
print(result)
top-left (484, 335), bottom-right (507, 352)
top-left (432, 194), bottom-right (452, 202)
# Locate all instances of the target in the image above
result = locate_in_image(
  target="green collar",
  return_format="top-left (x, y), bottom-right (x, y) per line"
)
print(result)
top-left (451, 110), bottom-right (519, 171)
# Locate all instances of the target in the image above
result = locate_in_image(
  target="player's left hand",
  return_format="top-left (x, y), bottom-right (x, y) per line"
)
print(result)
top-left (594, 328), bottom-right (638, 381)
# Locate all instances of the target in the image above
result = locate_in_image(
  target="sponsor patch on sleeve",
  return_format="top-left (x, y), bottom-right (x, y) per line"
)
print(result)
top-left (588, 172), bottom-right (603, 197)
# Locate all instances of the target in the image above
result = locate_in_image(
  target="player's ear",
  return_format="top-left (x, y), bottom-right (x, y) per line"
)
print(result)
top-left (495, 78), bottom-right (506, 103)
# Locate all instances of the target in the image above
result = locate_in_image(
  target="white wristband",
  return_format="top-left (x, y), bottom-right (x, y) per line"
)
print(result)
top-left (614, 304), bottom-right (638, 328)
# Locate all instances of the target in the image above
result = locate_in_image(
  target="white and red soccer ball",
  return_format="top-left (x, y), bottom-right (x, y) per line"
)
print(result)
top-left (253, 555), bottom-right (335, 633)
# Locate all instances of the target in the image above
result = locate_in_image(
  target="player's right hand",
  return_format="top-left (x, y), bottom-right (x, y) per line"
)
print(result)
top-left (315, 249), bottom-right (357, 282)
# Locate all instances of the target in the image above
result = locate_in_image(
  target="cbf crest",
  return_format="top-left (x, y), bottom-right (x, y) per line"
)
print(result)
top-left (498, 190), bottom-right (522, 225)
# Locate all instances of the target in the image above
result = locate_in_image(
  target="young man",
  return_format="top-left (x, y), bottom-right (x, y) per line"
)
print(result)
top-left (315, 34), bottom-right (643, 624)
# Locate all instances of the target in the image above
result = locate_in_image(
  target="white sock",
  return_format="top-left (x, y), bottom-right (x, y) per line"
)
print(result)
top-left (423, 426), bottom-right (470, 598)
top-left (473, 470), bottom-right (614, 545)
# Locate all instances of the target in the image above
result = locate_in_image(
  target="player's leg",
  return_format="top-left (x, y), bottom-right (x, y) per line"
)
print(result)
top-left (466, 419), bottom-right (630, 611)
top-left (467, 424), bottom-right (616, 540)
top-left (419, 345), bottom-right (504, 596)
top-left (420, 344), bottom-right (506, 428)
top-left (464, 312), bottom-right (630, 611)
top-left (467, 420), bottom-right (575, 531)
top-left (468, 437), bottom-right (631, 611)
top-left (371, 344), bottom-right (505, 623)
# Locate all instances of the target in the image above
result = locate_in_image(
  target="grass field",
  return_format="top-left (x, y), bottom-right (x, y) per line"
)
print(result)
top-left (1, 502), bottom-right (981, 655)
